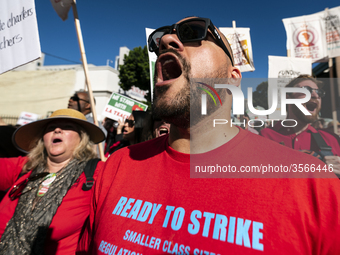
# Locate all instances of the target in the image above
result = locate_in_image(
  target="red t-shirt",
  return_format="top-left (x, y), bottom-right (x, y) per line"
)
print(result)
top-left (260, 123), bottom-right (340, 155)
top-left (77, 129), bottom-right (340, 254)
top-left (0, 157), bottom-right (103, 255)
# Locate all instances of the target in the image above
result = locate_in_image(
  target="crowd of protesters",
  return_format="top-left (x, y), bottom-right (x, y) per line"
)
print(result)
top-left (0, 15), bottom-right (340, 255)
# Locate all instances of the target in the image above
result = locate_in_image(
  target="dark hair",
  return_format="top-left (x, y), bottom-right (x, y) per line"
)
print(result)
top-left (132, 111), bottom-right (153, 144)
top-left (284, 74), bottom-right (324, 112)
top-left (285, 74), bottom-right (323, 89)
top-left (75, 90), bottom-right (96, 104)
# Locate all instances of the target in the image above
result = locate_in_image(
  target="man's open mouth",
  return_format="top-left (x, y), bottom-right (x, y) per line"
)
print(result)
top-left (305, 101), bottom-right (318, 112)
top-left (157, 54), bottom-right (182, 82)
top-left (159, 126), bottom-right (169, 136)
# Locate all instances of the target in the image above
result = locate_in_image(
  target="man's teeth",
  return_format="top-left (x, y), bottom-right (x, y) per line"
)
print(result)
top-left (159, 128), bottom-right (169, 134)
top-left (164, 59), bottom-right (174, 65)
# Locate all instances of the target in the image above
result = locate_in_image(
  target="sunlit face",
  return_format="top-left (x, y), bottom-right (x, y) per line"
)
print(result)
top-left (153, 17), bottom-right (235, 128)
top-left (288, 80), bottom-right (321, 123)
top-left (43, 120), bottom-right (81, 163)
top-left (123, 114), bottom-right (135, 141)
top-left (67, 92), bottom-right (89, 113)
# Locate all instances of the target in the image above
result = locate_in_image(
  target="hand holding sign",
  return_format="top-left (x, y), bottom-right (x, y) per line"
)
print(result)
top-left (102, 93), bottom-right (148, 122)
top-left (116, 119), bottom-right (125, 135)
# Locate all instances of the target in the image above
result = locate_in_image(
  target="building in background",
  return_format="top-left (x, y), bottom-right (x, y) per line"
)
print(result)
top-left (115, 46), bottom-right (130, 70)
top-left (0, 47), bottom-right (144, 124)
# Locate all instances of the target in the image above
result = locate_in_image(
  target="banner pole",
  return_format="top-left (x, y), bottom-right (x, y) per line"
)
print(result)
top-left (324, 8), bottom-right (338, 135)
top-left (287, 50), bottom-right (291, 57)
top-left (71, 1), bottom-right (105, 160)
top-left (232, 21), bottom-right (236, 30)
top-left (329, 58), bottom-right (338, 134)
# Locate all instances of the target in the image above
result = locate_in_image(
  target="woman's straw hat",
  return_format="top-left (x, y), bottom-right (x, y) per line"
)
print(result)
top-left (13, 109), bottom-right (105, 152)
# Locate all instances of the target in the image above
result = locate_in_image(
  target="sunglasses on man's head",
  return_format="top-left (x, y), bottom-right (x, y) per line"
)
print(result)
top-left (148, 17), bottom-right (234, 66)
top-left (70, 93), bottom-right (89, 103)
top-left (9, 172), bottom-right (49, 201)
top-left (125, 119), bottom-right (135, 127)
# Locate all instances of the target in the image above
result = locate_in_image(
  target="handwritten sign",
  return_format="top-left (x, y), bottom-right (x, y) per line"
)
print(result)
top-left (145, 28), bottom-right (157, 102)
top-left (0, 0), bottom-right (40, 74)
top-left (324, 6), bottom-right (340, 58)
top-left (102, 93), bottom-right (148, 121)
top-left (268, 56), bottom-right (312, 118)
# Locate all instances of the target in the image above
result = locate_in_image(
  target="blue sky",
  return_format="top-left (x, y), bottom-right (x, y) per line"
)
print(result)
top-left (35, 0), bottom-right (339, 87)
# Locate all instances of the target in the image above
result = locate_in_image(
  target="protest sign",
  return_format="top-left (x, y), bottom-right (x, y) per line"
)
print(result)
top-left (219, 27), bottom-right (255, 72)
top-left (323, 6), bottom-right (340, 58)
top-left (126, 86), bottom-right (148, 102)
top-left (145, 28), bottom-right (157, 102)
top-left (102, 93), bottom-right (148, 121)
top-left (268, 56), bottom-right (312, 118)
top-left (283, 6), bottom-right (340, 61)
top-left (16, 111), bottom-right (39, 126)
top-left (0, 0), bottom-right (40, 74)
top-left (283, 11), bottom-right (328, 62)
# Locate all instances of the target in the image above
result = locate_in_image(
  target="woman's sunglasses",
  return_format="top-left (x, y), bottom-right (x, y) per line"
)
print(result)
top-left (9, 172), bottom-right (49, 201)
top-left (125, 119), bottom-right (135, 127)
top-left (148, 17), bottom-right (234, 66)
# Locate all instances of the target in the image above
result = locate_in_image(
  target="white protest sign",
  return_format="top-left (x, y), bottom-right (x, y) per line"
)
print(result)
top-left (126, 86), bottom-right (148, 102)
top-left (219, 27), bottom-right (255, 72)
top-left (323, 6), bottom-right (340, 58)
top-left (268, 56), bottom-right (312, 118)
top-left (0, 0), bottom-right (40, 74)
top-left (145, 28), bottom-right (157, 102)
top-left (102, 93), bottom-right (148, 121)
top-left (16, 111), bottom-right (39, 126)
top-left (283, 11), bottom-right (328, 63)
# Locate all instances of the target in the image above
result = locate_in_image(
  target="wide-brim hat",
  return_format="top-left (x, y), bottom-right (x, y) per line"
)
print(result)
top-left (13, 109), bottom-right (105, 153)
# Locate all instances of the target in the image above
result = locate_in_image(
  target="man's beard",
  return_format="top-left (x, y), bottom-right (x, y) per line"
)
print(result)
top-left (291, 102), bottom-right (320, 124)
top-left (152, 49), bottom-right (191, 129)
top-left (152, 49), bottom-right (230, 129)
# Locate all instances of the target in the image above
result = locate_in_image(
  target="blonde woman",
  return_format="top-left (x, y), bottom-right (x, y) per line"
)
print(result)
top-left (0, 109), bottom-right (105, 255)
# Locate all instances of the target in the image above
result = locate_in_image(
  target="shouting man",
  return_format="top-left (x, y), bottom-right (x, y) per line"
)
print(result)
top-left (261, 75), bottom-right (340, 175)
top-left (77, 17), bottom-right (340, 254)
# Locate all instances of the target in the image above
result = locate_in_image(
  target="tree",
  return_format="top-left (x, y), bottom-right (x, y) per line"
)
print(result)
top-left (252, 81), bottom-right (268, 109)
top-left (118, 46), bottom-right (151, 102)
